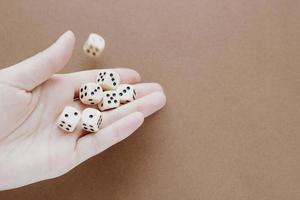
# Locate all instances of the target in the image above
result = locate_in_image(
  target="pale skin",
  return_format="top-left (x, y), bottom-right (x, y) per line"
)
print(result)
top-left (0, 31), bottom-right (166, 191)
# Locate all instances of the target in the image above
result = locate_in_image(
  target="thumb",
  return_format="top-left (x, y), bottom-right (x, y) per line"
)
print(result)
top-left (0, 31), bottom-right (75, 91)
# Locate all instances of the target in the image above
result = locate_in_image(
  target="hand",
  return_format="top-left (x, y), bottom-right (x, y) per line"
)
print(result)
top-left (0, 31), bottom-right (166, 190)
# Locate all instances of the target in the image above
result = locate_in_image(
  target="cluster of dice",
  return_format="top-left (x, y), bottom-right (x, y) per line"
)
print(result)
top-left (57, 33), bottom-right (136, 133)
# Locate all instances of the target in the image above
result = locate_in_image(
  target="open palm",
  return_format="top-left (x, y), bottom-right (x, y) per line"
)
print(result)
top-left (0, 31), bottom-right (166, 190)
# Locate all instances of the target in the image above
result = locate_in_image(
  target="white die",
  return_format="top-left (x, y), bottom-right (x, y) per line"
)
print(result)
top-left (98, 91), bottom-right (120, 111)
top-left (83, 33), bottom-right (105, 58)
top-left (57, 106), bottom-right (81, 132)
top-left (96, 70), bottom-right (120, 90)
top-left (117, 84), bottom-right (136, 103)
top-left (79, 83), bottom-right (103, 105)
top-left (81, 108), bottom-right (102, 132)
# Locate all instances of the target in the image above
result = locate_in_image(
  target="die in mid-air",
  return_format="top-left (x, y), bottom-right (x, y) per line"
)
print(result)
top-left (83, 33), bottom-right (105, 58)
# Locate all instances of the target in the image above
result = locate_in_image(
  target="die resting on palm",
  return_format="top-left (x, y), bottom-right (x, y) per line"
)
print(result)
top-left (57, 70), bottom-right (137, 133)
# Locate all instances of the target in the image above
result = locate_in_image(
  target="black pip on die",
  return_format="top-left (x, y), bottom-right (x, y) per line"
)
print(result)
top-left (79, 83), bottom-right (103, 105)
top-left (81, 108), bottom-right (102, 132)
top-left (96, 70), bottom-right (120, 90)
top-left (57, 106), bottom-right (81, 133)
top-left (98, 91), bottom-right (120, 111)
top-left (117, 84), bottom-right (136, 103)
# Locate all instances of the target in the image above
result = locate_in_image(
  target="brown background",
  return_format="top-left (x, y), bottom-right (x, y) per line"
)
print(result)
top-left (0, 0), bottom-right (300, 199)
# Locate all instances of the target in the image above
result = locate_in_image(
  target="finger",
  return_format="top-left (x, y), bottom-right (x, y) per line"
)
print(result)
top-left (62, 68), bottom-right (141, 98)
top-left (133, 82), bottom-right (164, 99)
top-left (74, 112), bottom-right (144, 165)
top-left (101, 91), bottom-right (166, 127)
top-left (0, 31), bottom-right (75, 91)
